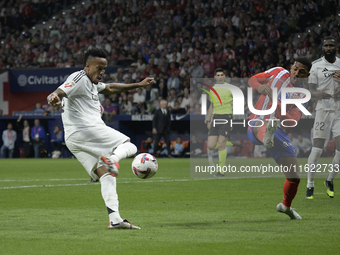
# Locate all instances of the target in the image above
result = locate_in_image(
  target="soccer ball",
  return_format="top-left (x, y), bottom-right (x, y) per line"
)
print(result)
top-left (132, 153), bottom-right (158, 179)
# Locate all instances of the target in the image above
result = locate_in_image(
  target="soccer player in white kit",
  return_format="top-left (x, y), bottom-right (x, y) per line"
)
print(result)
top-left (47, 48), bottom-right (154, 229)
top-left (306, 36), bottom-right (340, 199)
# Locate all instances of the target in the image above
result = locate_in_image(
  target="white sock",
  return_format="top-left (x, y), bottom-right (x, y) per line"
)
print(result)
top-left (327, 150), bottom-right (340, 181)
top-left (109, 142), bottom-right (137, 163)
top-left (307, 147), bottom-right (323, 188)
top-left (207, 148), bottom-right (214, 166)
top-left (100, 173), bottom-right (123, 224)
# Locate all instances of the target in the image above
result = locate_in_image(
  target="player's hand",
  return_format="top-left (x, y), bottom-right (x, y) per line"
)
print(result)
top-left (333, 87), bottom-right (340, 100)
top-left (317, 88), bottom-right (332, 100)
top-left (258, 85), bottom-right (273, 101)
top-left (139, 78), bottom-right (154, 87)
top-left (47, 92), bottom-right (62, 107)
top-left (333, 72), bottom-right (340, 83)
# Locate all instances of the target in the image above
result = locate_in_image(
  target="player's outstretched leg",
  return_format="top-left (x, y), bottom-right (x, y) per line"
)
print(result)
top-left (263, 117), bottom-right (279, 149)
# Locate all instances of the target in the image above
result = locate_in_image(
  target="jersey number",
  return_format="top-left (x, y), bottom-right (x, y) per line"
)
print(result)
top-left (314, 122), bottom-right (325, 131)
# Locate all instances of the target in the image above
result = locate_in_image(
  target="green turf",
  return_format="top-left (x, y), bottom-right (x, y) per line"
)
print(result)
top-left (0, 158), bottom-right (339, 255)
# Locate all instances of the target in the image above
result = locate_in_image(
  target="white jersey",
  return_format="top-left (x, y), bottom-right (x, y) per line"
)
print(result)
top-left (58, 70), bottom-right (106, 140)
top-left (308, 56), bottom-right (340, 111)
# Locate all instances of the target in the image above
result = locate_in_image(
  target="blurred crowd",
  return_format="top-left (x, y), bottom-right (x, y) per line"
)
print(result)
top-left (1, 0), bottom-right (339, 120)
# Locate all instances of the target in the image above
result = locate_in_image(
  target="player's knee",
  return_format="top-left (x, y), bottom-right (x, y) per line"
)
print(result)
top-left (207, 146), bottom-right (215, 150)
top-left (207, 144), bottom-right (216, 150)
top-left (310, 147), bottom-right (323, 158)
top-left (123, 142), bottom-right (137, 157)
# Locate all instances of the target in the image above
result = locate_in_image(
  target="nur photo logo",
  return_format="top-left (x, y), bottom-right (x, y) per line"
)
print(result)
top-left (195, 79), bottom-right (311, 128)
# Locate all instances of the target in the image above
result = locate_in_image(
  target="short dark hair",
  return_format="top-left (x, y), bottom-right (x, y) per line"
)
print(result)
top-left (214, 68), bottom-right (224, 75)
top-left (83, 48), bottom-right (107, 66)
top-left (323, 36), bottom-right (336, 43)
top-left (294, 57), bottom-right (312, 72)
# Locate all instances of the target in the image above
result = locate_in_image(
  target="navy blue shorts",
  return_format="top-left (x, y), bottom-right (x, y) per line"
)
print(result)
top-left (247, 120), bottom-right (296, 163)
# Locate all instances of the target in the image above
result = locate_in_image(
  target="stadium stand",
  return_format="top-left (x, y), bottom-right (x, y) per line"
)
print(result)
top-left (0, 0), bottom-right (339, 157)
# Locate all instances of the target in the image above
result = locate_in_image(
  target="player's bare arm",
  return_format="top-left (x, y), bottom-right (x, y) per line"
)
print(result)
top-left (249, 74), bottom-right (274, 100)
top-left (309, 83), bottom-right (332, 100)
top-left (101, 77), bottom-right (154, 95)
top-left (47, 88), bottom-right (67, 107)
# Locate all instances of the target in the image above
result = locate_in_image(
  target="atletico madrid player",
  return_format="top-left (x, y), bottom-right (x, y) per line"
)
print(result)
top-left (247, 57), bottom-right (312, 219)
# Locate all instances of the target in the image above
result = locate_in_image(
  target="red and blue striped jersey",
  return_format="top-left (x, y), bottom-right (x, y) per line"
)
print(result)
top-left (248, 67), bottom-right (307, 127)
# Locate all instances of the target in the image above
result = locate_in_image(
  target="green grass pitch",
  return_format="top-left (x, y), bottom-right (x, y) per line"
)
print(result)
top-left (0, 158), bottom-right (339, 255)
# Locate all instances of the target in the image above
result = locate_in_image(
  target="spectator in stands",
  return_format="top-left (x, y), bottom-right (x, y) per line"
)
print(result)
top-left (132, 87), bottom-right (146, 114)
top-left (1, 123), bottom-right (17, 158)
top-left (171, 136), bottom-right (185, 157)
top-left (179, 61), bottom-right (190, 78)
top-left (143, 136), bottom-right (154, 154)
top-left (33, 102), bottom-right (45, 113)
top-left (223, 45), bottom-right (236, 68)
top-left (102, 98), bottom-right (117, 123)
top-left (31, 119), bottom-right (45, 158)
top-left (16, 115), bottom-right (31, 158)
top-left (171, 99), bottom-right (187, 114)
top-left (145, 102), bottom-right (154, 115)
top-left (167, 62), bottom-right (179, 76)
top-left (180, 87), bottom-right (190, 110)
top-left (152, 99), bottom-right (171, 157)
top-left (169, 88), bottom-right (178, 104)
top-left (0, 0), bottom-right (336, 122)
top-left (156, 78), bottom-right (167, 99)
top-left (201, 53), bottom-right (215, 77)
top-left (167, 70), bottom-right (180, 93)
top-left (297, 134), bottom-right (312, 158)
top-left (189, 58), bottom-right (204, 78)
top-left (51, 125), bottom-right (64, 159)
top-left (119, 93), bottom-right (132, 115)
top-left (187, 134), bottom-right (203, 158)
top-left (286, 4), bottom-right (300, 32)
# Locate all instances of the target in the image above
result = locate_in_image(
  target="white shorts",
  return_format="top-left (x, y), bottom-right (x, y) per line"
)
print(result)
top-left (313, 110), bottom-right (340, 139)
top-left (66, 125), bottom-right (130, 180)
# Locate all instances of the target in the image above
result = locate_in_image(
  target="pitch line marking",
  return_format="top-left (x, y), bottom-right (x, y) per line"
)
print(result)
top-left (0, 175), bottom-right (283, 189)
top-left (0, 177), bottom-right (171, 182)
